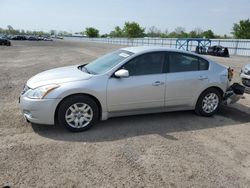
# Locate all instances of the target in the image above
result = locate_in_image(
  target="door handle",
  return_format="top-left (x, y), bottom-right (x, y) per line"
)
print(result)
top-left (152, 81), bottom-right (164, 86)
top-left (198, 76), bottom-right (208, 80)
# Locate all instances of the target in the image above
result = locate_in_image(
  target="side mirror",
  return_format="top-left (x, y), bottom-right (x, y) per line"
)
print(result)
top-left (114, 69), bottom-right (129, 78)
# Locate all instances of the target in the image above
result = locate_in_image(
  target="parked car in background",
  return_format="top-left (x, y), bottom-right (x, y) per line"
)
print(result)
top-left (207, 45), bottom-right (229, 57)
top-left (19, 46), bottom-right (243, 132)
top-left (195, 46), bottom-right (207, 55)
top-left (38, 36), bottom-right (44, 40)
top-left (11, 35), bottom-right (27, 40)
top-left (240, 64), bottom-right (250, 93)
top-left (27, 36), bottom-right (39, 41)
top-left (55, 36), bottom-right (63, 39)
top-left (43, 37), bottom-right (53, 41)
top-left (5, 35), bottom-right (13, 40)
top-left (0, 36), bottom-right (11, 46)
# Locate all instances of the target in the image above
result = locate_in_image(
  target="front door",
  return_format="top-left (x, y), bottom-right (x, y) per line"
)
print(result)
top-left (107, 52), bottom-right (167, 112)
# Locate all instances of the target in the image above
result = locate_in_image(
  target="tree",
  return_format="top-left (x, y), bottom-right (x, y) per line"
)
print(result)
top-left (123, 22), bottom-right (145, 38)
top-left (174, 27), bottom-right (185, 34)
top-left (202, 29), bottom-right (215, 39)
top-left (7, 25), bottom-right (15, 34)
top-left (160, 29), bottom-right (168, 38)
top-left (100, 34), bottom-right (109, 38)
top-left (50, 30), bottom-right (57, 36)
top-left (110, 26), bottom-right (123, 37)
top-left (85, 27), bottom-right (99, 38)
top-left (189, 30), bottom-right (197, 38)
top-left (188, 28), bottom-right (203, 38)
top-left (232, 19), bottom-right (250, 39)
top-left (194, 27), bottom-right (203, 37)
top-left (168, 32), bottom-right (178, 38)
top-left (58, 31), bottom-right (72, 36)
top-left (173, 27), bottom-right (188, 38)
top-left (7, 25), bottom-right (13, 31)
top-left (147, 26), bottom-right (161, 37)
top-left (20, 29), bottom-right (25, 34)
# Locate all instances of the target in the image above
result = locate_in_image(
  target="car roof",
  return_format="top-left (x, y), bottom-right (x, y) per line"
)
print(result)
top-left (121, 46), bottom-right (213, 62)
top-left (122, 46), bottom-right (195, 55)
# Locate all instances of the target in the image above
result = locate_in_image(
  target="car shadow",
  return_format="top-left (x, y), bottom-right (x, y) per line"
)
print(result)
top-left (31, 104), bottom-right (250, 143)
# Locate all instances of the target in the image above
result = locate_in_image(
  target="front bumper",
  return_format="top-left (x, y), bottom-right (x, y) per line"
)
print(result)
top-left (19, 95), bottom-right (61, 125)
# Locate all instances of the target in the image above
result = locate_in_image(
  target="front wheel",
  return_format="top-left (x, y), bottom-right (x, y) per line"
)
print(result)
top-left (195, 88), bottom-right (222, 117)
top-left (58, 95), bottom-right (99, 132)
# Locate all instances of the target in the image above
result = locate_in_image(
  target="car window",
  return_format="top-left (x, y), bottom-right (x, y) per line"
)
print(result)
top-left (122, 52), bottom-right (165, 76)
top-left (168, 53), bottom-right (209, 73)
top-left (169, 53), bottom-right (199, 73)
top-left (199, 58), bottom-right (209, 70)
top-left (85, 50), bottom-right (134, 74)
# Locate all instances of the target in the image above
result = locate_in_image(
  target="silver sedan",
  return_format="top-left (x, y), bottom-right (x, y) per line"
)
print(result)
top-left (20, 46), bottom-right (233, 132)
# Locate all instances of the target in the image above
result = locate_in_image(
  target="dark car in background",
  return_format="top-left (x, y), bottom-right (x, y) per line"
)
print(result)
top-left (27, 36), bottom-right (39, 41)
top-left (207, 45), bottom-right (229, 57)
top-left (11, 35), bottom-right (27, 40)
top-left (0, 36), bottom-right (11, 46)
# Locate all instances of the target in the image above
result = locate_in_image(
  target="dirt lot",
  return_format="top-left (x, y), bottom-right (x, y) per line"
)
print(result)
top-left (0, 40), bottom-right (250, 187)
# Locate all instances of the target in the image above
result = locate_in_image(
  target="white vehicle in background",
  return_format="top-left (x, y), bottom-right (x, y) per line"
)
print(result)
top-left (19, 46), bottom-right (244, 132)
top-left (240, 64), bottom-right (250, 93)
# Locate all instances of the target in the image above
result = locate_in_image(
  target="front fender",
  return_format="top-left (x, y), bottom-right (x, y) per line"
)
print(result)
top-left (44, 79), bottom-right (108, 113)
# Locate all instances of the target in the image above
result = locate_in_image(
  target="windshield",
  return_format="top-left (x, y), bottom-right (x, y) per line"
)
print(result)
top-left (84, 50), bottom-right (134, 74)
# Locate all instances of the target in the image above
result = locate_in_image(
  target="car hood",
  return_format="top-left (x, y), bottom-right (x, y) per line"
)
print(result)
top-left (27, 65), bottom-right (92, 88)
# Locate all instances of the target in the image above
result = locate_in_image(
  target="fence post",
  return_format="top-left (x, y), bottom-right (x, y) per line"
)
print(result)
top-left (234, 40), bottom-right (239, 55)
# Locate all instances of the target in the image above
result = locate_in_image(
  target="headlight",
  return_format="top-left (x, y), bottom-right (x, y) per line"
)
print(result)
top-left (243, 68), bottom-right (250, 75)
top-left (27, 84), bottom-right (60, 99)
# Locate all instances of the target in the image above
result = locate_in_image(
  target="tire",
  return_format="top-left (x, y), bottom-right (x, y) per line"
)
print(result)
top-left (195, 88), bottom-right (222, 117)
top-left (57, 95), bottom-right (99, 132)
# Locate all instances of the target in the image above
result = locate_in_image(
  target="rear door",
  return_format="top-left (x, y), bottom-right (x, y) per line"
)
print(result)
top-left (165, 52), bottom-right (210, 107)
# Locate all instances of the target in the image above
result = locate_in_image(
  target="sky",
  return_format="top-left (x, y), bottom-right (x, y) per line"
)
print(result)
top-left (0, 0), bottom-right (250, 35)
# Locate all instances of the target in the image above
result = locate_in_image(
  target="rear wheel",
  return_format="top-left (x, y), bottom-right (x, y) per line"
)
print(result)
top-left (195, 88), bottom-right (222, 117)
top-left (58, 95), bottom-right (99, 132)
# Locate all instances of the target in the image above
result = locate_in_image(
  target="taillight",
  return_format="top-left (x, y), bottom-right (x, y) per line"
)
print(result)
top-left (228, 67), bottom-right (234, 81)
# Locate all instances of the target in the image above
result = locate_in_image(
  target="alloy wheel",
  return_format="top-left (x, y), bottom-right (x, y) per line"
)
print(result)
top-left (65, 103), bottom-right (93, 128)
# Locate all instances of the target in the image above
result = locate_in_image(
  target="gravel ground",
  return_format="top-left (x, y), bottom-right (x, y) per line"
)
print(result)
top-left (0, 40), bottom-right (250, 188)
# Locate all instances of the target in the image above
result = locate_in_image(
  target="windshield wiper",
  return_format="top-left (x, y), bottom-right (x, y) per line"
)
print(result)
top-left (79, 65), bottom-right (90, 74)
top-left (78, 65), bottom-right (96, 75)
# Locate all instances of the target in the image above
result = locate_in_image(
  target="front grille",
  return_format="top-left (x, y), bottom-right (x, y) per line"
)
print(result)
top-left (21, 85), bottom-right (30, 95)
